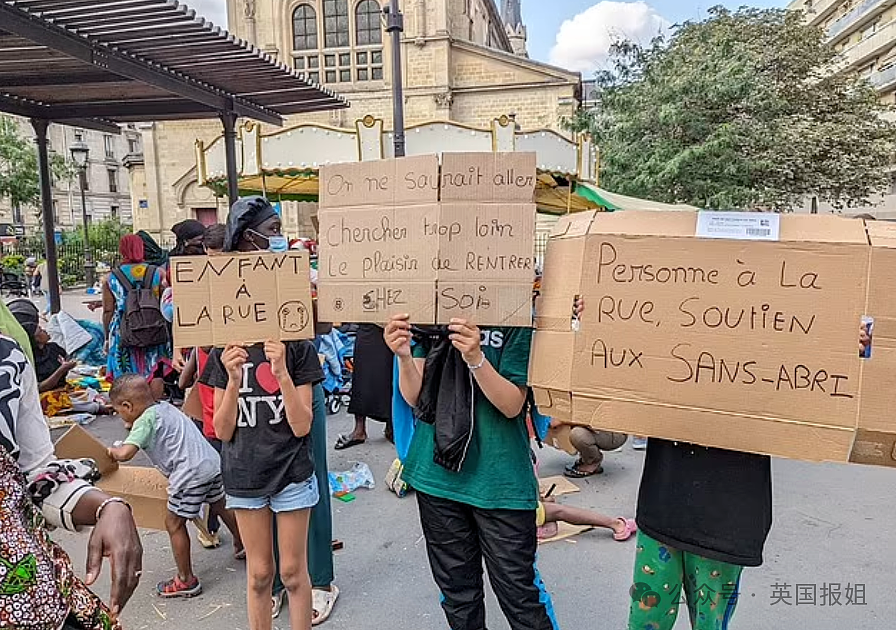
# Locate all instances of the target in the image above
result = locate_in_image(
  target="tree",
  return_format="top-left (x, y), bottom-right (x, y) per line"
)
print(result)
top-left (0, 116), bottom-right (72, 223)
top-left (568, 7), bottom-right (896, 211)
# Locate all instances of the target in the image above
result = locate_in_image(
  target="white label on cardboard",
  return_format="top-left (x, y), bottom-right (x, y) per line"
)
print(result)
top-left (696, 212), bottom-right (780, 242)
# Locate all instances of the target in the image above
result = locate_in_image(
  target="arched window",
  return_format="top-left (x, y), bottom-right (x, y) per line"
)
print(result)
top-left (355, 0), bottom-right (382, 46)
top-left (292, 4), bottom-right (318, 51)
top-left (323, 0), bottom-right (349, 48)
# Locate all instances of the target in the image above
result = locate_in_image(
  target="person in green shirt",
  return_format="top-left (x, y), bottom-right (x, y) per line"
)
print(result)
top-left (384, 314), bottom-right (558, 630)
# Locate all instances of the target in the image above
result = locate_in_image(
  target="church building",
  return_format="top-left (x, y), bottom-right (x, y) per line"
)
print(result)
top-left (128, 0), bottom-right (582, 238)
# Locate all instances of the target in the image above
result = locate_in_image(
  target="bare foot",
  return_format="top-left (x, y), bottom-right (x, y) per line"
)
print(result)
top-left (537, 522), bottom-right (559, 540)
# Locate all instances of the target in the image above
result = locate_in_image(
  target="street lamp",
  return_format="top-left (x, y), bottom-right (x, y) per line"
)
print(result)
top-left (69, 140), bottom-right (95, 288)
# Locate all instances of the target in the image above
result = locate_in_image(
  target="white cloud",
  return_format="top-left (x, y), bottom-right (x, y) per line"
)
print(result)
top-left (182, 0), bottom-right (228, 28)
top-left (549, 1), bottom-right (671, 74)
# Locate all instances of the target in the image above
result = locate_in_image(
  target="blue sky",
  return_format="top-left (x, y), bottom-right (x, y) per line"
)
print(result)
top-left (526, 1), bottom-right (787, 73)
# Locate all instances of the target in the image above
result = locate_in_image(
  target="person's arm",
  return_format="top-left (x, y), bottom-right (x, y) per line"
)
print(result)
top-left (177, 349), bottom-right (197, 390)
top-left (212, 345), bottom-right (247, 442)
top-left (448, 319), bottom-right (527, 418)
top-left (14, 357), bottom-right (142, 615)
top-left (384, 314), bottom-right (426, 407)
top-left (102, 279), bottom-right (115, 338)
top-left (265, 341), bottom-right (313, 437)
top-left (108, 444), bottom-right (138, 462)
top-left (39, 358), bottom-right (77, 393)
top-left (68, 489), bottom-right (143, 615)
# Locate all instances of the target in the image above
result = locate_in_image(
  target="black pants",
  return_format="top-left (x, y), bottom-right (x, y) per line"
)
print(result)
top-left (416, 491), bottom-right (556, 630)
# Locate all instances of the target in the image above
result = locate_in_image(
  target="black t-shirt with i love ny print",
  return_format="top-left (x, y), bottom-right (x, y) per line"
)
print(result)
top-left (202, 341), bottom-right (323, 498)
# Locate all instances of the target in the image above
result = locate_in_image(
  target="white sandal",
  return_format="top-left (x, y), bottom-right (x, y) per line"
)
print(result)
top-left (311, 585), bottom-right (339, 626)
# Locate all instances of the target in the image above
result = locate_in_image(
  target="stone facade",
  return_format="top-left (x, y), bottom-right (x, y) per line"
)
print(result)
top-left (128, 0), bottom-right (580, 239)
top-left (0, 116), bottom-right (139, 234)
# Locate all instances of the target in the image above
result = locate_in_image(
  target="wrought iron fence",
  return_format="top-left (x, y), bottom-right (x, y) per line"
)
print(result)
top-left (0, 234), bottom-right (125, 288)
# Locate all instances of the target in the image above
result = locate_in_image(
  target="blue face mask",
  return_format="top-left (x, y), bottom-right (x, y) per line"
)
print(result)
top-left (268, 235), bottom-right (289, 253)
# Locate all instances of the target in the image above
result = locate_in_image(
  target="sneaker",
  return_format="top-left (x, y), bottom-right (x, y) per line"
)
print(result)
top-left (272, 590), bottom-right (286, 619)
top-left (632, 437), bottom-right (648, 451)
top-left (157, 576), bottom-right (202, 598)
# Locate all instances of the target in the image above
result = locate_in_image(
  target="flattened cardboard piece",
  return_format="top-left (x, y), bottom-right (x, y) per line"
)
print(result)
top-left (538, 475), bottom-right (580, 496)
top-left (539, 522), bottom-right (592, 544)
top-left (319, 155), bottom-right (440, 209)
top-left (318, 153), bottom-right (537, 326)
top-left (54, 425), bottom-right (169, 530)
top-left (530, 211), bottom-right (896, 468)
top-left (171, 251), bottom-right (314, 348)
top-left (317, 281), bottom-right (436, 325)
top-left (440, 152), bottom-right (537, 203)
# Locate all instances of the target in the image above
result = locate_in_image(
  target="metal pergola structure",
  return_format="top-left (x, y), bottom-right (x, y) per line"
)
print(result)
top-left (0, 0), bottom-right (347, 312)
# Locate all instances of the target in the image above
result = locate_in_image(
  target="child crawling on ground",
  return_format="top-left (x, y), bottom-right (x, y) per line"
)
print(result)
top-left (107, 373), bottom-right (244, 598)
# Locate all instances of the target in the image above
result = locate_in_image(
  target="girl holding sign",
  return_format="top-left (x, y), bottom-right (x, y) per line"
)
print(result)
top-left (201, 197), bottom-right (328, 630)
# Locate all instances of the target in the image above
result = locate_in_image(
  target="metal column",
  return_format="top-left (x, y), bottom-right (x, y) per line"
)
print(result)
top-left (386, 0), bottom-right (406, 157)
top-left (30, 119), bottom-right (61, 314)
top-left (220, 110), bottom-right (240, 207)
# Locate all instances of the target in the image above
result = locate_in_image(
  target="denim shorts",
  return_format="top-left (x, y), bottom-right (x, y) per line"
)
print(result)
top-left (226, 474), bottom-right (319, 513)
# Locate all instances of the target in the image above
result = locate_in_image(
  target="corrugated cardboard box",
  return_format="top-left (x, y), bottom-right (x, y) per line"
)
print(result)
top-left (530, 210), bottom-right (896, 468)
top-left (317, 152), bottom-right (537, 326)
top-left (54, 425), bottom-right (169, 530)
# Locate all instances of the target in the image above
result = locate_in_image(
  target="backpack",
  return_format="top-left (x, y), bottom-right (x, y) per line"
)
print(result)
top-left (112, 265), bottom-right (169, 348)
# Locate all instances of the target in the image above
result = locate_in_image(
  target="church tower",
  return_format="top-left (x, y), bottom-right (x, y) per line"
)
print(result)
top-left (501, 0), bottom-right (527, 57)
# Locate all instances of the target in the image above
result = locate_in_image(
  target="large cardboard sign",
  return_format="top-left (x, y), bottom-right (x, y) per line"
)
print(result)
top-left (54, 425), bottom-right (169, 530)
top-left (530, 211), bottom-right (896, 469)
top-left (317, 152), bottom-right (537, 326)
top-left (170, 251), bottom-right (314, 348)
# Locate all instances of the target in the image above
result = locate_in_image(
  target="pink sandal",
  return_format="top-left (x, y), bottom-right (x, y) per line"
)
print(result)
top-left (614, 518), bottom-right (637, 541)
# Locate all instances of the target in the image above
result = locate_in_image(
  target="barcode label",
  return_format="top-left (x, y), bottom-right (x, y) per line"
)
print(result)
top-left (696, 212), bottom-right (780, 242)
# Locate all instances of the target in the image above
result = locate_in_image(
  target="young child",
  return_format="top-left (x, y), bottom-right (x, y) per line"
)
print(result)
top-left (201, 195), bottom-right (325, 630)
top-left (107, 374), bottom-right (243, 598)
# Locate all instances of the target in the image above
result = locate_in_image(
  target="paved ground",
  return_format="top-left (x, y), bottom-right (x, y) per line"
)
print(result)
top-left (44, 290), bottom-right (896, 630)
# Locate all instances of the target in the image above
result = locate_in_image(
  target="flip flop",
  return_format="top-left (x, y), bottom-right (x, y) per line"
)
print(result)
top-left (614, 518), bottom-right (638, 542)
top-left (563, 461), bottom-right (603, 479)
top-left (334, 434), bottom-right (365, 450)
top-left (312, 585), bottom-right (339, 626)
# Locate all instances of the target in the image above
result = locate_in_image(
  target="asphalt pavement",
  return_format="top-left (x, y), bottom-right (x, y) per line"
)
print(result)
top-left (45, 290), bottom-right (896, 630)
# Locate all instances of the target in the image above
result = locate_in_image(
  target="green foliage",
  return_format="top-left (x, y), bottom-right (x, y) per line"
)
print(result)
top-left (0, 117), bottom-right (73, 215)
top-left (568, 6), bottom-right (896, 211)
top-left (1, 254), bottom-right (24, 274)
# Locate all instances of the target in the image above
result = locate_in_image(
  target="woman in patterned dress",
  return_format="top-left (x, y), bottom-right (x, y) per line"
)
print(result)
top-left (102, 234), bottom-right (171, 397)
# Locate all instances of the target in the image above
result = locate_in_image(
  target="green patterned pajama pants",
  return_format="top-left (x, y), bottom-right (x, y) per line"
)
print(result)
top-left (628, 531), bottom-right (744, 630)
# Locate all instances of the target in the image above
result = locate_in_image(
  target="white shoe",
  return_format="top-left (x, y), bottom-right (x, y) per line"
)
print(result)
top-left (632, 437), bottom-right (648, 450)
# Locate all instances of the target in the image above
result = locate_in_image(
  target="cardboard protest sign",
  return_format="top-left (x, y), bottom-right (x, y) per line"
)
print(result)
top-left (170, 251), bottom-right (313, 348)
top-left (317, 152), bottom-right (536, 326)
top-left (530, 210), bottom-right (896, 469)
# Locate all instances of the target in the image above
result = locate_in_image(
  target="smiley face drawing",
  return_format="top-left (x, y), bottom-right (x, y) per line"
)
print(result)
top-left (278, 301), bottom-right (309, 333)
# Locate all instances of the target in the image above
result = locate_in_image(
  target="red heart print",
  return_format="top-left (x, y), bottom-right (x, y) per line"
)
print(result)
top-left (255, 362), bottom-right (281, 395)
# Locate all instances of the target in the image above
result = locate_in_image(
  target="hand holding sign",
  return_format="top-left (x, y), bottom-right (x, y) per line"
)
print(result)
top-left (264, 340), bottom-right (289, 383)
top-left (221, 344), bottom-right (248, 382)
top-left (384, 314), bottom-right (413, 358)
top-left (448, 319), bottom-right (483, 366)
